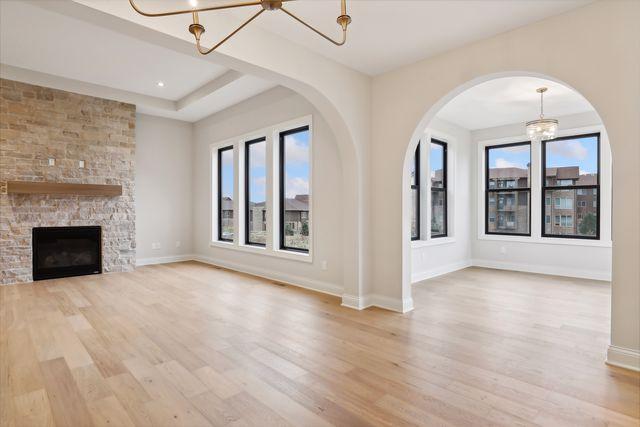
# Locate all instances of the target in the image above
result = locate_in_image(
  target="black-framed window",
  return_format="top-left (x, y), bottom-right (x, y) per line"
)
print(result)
top-left (245, 137), bottom-right (267, 246)
top-left (485, 142), bottom-right (531, 236)
top-left (410, 144), bottom-right (420, 240)
top-left (279, 126), bottom-right (310, 253)
top-left (542, 133), bottom-right (600, 239)
top-left (430, 139), bottom-right (447, 238)
top-left (218, 146), bottom-right (234, 242)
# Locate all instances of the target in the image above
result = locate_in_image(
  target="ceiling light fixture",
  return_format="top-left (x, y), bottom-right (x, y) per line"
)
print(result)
top-left (526, 87), bottom-right (558, 143)
top-left (129, 0), bottom-right (352, 55)
top-left (157, 81), bottom-right (165, 87)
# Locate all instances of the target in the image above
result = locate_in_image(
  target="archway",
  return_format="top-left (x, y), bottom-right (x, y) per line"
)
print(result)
top-left (401, 71), bottom-right (614, 356)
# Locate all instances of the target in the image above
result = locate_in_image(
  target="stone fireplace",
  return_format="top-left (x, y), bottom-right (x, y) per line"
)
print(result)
top-left (0, 79), bottom-right (136, 285)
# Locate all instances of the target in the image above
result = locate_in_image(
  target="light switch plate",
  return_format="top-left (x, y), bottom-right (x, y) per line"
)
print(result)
top-left (48, 158), bottom-right (55, 166)
top-left (78, 160), bottom-right (85, 168)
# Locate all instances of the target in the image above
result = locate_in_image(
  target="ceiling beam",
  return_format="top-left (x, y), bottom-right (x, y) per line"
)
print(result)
top-left (176, 70), bottom-right (242, 111)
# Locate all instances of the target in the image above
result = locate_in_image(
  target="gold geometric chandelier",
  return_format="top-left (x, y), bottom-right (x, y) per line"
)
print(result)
top-left (129, 0), bottom-right (352, 55)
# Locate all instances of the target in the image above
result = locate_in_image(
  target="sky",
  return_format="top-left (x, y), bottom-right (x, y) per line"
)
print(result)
top-left (219, 129), bottom-right (310, 202)
top-left (488, 135), bottom-right (598, 175)
top-left (430, 142), bottom-right (444, 178)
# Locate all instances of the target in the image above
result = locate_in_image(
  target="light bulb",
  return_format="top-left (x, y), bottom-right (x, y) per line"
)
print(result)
top-left (190, 0), bottom-right (198, 7)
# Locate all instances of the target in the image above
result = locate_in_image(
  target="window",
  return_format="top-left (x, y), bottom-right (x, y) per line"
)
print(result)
top-left (485, 142), bottom-right (531, 235)
top-left (430, 139), bottom-right (447, 238)
top-left (245, 137), bottom-right (267, 246)
top-left (279, 126), bottom-right (310, 252)
top-left (410, 144), bottom-right (420, 240)
top-left (218, 146), bottom-right (234, 242)
top-left (542, 133), bottom-right (599, 239)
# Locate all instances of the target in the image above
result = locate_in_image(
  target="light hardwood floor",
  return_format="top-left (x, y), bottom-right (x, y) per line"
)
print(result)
top-left (1, 261), bottom-right (638, 426)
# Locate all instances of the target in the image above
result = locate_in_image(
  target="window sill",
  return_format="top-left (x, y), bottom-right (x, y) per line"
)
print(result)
top-left (412, 237), bottom-right (456, 248)
top-left (477, 234), bottom-right (612, 248)
top-left (209, 241), bottom-right (313, 263)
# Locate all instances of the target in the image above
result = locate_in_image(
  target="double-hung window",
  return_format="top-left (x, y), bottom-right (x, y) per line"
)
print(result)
top-left (485, 142), bottom-right (531, 236)
top-left (430, 139), bottom-right (447, 238)
top-left (279, 126), bottom-right (311, 252)
top-left (542, 133), bottom-right (600, 239)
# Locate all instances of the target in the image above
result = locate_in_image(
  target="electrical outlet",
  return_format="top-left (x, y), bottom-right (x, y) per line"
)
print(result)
top-left (500, 246), bottom-right (507, 255)
top-left (48, 158), bottom-right (55, 166)
top-left (175, 241), bottom-right (181, 248)
top-left (78, 160), bottom-right (85, 168)
top-left (321, 260), bottom-right (328, 270)
top-left (152, 242), bottom-right (161, 250)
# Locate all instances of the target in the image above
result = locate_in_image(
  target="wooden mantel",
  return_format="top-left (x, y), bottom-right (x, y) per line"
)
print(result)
top-left (6, 181), bottom-right (122, 197)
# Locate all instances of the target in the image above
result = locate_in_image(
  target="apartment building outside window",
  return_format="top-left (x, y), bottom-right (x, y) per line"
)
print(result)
top-left (485, 142), bottom-right (531, 236)
top-left (542, 133), bottom-right (600, 239)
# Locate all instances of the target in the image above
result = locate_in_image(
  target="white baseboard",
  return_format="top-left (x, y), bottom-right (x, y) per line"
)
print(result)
top-left (193, 255), bottom-right (343, 297)
top-left (341, 293), bottom-right (414, 313)
top-left (606, 345), bottom-right (640, 371)
top-left (136, 254), bottom-right (195, 267)
top-left (471, 259), bottom-right (611, 281)
top-left (412, 260), bottom-right (472, 284)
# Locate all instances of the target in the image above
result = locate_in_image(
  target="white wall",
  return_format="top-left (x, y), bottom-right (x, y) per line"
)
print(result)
top-left (411, 117), bottom-right (472, 283)
top-left (192, 87), bottom-right (344, 295)
top-left (135, 113), bottom-right (194, 263)
top-left (470, 111), bottom-right (612, 281)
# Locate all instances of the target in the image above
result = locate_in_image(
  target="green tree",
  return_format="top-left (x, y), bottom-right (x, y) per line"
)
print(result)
top-left (301, 221), bottom-right (309, 236)
top-left (285, 223), bottom-right (294, 236)
top-left (578, 212), bottom-right (597, 235)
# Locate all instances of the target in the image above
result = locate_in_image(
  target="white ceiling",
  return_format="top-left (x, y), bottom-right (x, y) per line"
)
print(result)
top-left (0, 1), bottom-right (277, 122)
top-left (227, 0), bottom-right (592, 75)
top-left (436, 77), bottom-right (594, 131)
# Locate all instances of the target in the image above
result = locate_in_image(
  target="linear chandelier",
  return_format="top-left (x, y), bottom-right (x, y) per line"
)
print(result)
top-left (129, 0), bottom-right (352, 55)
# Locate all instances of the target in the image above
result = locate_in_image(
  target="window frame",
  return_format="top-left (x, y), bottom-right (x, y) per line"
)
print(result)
top-left (244, 137), bottom-right (267, 247)
top-left (484, 141), bottom-right (532, 237)
top-left (430, 139), bottom-right (448, 239)
top-left (541, 132), bottom-right (600, 240)
top-left (217, 145), bottom-right (234, 243)
top-left (411, 143), bottom-right (421, 241)
top-left (279, 125), bottom-right (311, 254)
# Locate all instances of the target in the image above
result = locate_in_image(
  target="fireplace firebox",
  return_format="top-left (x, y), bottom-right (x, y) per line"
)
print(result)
top-left (32, 226), bottom-right (102, 281)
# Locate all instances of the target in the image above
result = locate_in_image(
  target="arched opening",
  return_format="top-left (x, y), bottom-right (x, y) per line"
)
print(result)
top-left (402, 72), bottom-right (613, 351)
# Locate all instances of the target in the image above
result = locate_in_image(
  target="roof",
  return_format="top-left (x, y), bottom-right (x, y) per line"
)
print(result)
top-left (222, 195), bottom-right (309, 211)
top-left (489, 167), bottom-right (529, 179)
top-left (546, 166), bottom-right (579, 180)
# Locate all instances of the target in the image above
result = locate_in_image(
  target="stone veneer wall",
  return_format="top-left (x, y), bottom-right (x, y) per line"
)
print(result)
top-left (0, 79), bottom-right (136, 285)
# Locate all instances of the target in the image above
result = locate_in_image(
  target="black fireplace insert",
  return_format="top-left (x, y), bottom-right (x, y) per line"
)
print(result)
top-left (32, 226), bottom-right (102, 281)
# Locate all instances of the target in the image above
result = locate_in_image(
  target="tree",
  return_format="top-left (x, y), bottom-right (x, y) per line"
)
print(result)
top-left (578, 212), bottom-right (597, 235)
top-left (285, 223), bottom-right (294, 236)
top-left (301, 221), bottom-right (309, 236)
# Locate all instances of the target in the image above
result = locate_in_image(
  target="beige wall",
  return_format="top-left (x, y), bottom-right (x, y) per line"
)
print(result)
top-left (371, 1), bottom-right (640, 363)
top-left (135, 113), bottom-right (193, 262)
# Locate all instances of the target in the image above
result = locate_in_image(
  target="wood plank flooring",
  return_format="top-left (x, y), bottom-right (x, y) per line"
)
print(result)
top-left (1, 261), bottom-right (638, 426)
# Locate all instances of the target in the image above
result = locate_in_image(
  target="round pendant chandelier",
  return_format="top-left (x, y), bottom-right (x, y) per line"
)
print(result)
top-left (129, 0), bottom-right (352, 55)
top-left (526, 87), bottom-right (558, 143)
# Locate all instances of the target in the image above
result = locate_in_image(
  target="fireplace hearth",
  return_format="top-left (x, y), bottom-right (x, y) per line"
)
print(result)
top-left (32, 226), bottom-right (102, 281)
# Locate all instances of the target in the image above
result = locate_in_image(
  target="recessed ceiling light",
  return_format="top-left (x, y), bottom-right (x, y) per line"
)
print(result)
top-left (189, 0), bottom-right (198, 7)
top-left (157, 81), bottom-right (165, 87)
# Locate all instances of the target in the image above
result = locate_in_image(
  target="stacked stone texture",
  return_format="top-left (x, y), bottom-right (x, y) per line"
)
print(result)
top-left (0, 79), bottom-right (136, 285)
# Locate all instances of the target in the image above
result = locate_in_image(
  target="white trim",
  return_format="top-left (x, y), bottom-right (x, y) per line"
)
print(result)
top-left (136, 254), bottom-right (196, 267)
top-left (472, 258), bottom-right (611, 281)
top-left (606, 345), bottom-right (640, 372)
top-left (412, 259), bottom-right (472, 283)
top-left (342, 294), bottom-right (414, 313)
top-left (476, 234), bottom-right (612, 247)
top-left (208, 241), bottom-right (312, 263)
top-left (411, 236), bottom-right (456, 248)
top-left (194, 254), bottom-right (341, 297)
